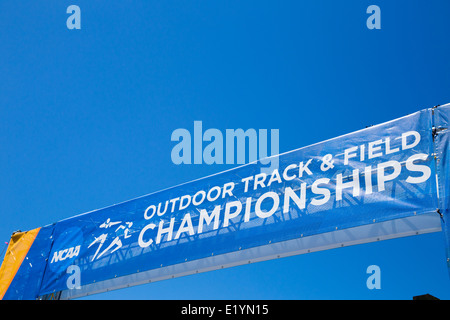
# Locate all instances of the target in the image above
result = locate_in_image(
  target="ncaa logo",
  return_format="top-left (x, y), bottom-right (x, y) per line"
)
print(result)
top-left (50, 245), bottom-right (81, 263)
top-left (49, 227), bottom-right (83, 273)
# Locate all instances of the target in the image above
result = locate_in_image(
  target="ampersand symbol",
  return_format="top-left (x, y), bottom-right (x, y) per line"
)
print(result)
top-left (320, 154), bottom-right (335, 171)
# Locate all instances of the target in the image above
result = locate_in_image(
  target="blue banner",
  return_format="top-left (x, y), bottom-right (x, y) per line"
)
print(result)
top-left (434, 104), bottom-right (450, 271)
top-left (2, 104), bottom-right (449, 300)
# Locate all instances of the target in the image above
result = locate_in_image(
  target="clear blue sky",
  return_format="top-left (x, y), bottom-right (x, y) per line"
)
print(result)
top-left (1, 0), bottom-right (450, 299)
